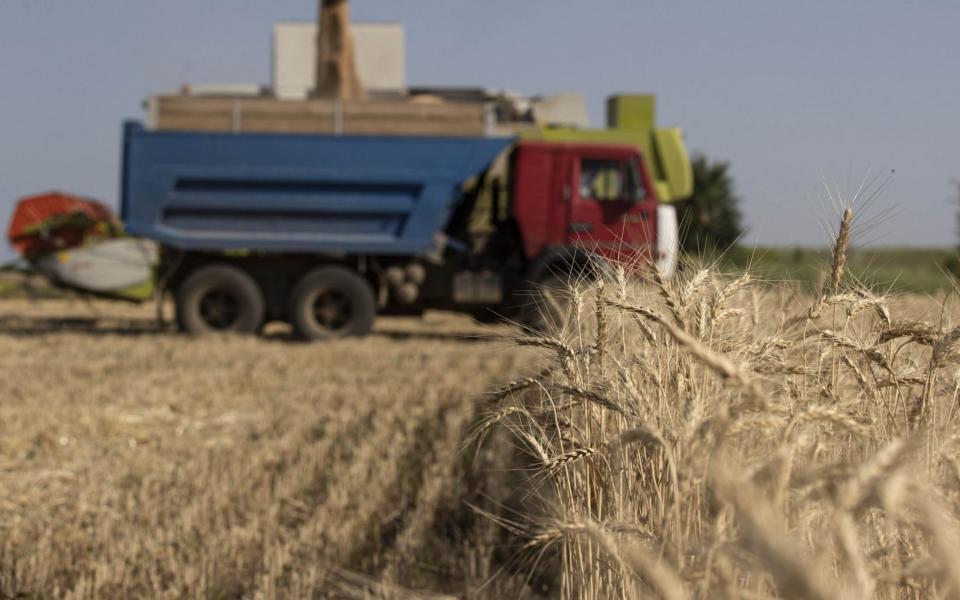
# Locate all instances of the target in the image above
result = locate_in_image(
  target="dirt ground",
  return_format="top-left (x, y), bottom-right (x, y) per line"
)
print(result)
top-left (0, 299), bottom-right (538, 598)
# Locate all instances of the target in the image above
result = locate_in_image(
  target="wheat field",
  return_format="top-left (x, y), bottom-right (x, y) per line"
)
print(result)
top-left (479, 210), bottom-right (960, 599)
top-left (3, 224), bottom-right (960, 598)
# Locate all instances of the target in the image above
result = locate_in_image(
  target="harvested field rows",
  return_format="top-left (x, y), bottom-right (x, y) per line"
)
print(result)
top-left (0, 300), bottom-right (536, 598)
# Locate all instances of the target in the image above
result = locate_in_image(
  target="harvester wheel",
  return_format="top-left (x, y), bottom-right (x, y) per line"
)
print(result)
top-left (289, 266), bottom-right (376, 341)
top-left (176, 264), bottom-right (265, 335)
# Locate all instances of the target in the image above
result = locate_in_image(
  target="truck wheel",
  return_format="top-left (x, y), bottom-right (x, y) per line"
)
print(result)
top-left (472, 308), bottom-right (507, 325)
top-left (176, 264), bottom-right (265, 335)
top-left (289, 266), bottom-right (376, 341)
top-left (521, 274), bottom-right (571, 334)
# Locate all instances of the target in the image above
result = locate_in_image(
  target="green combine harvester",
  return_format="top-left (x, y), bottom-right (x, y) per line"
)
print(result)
top-left (5, 192), bottom-right (157, 302)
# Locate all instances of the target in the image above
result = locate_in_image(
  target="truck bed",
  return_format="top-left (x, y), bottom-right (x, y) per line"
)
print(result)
top-left (121, 122), bottom-right (513, 255)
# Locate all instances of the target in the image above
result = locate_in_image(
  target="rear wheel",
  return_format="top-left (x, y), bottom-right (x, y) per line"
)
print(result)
top-left (520, 273), bottom-right (572, 334)
top-left (176, 264), bottom-right (265, 335)
top-left (289, 266), bottom-right (376, 341)
top-left (471, 308), bottom-right (507, 325)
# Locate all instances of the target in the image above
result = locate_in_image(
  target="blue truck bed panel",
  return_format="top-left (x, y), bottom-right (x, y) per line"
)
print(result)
top-left (120, 122), bottom-right (514, 255)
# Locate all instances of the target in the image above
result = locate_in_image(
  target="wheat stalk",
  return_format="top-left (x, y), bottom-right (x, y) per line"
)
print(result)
top-left (594, 279), bottom-right (607, 376)
top-left (651, 264), bottom-right (686, 329)
top-left (830, 207), bottom-right (853, 295)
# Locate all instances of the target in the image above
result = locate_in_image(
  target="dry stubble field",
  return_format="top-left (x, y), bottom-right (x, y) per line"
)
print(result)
top-left (7, 242), bottom-right (960, 599)
top-left (0, 299), bottom-right (538, 598)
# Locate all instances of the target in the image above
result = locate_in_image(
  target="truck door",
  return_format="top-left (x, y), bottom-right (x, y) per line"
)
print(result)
top-left (568, 151), bottom-right (657, 265)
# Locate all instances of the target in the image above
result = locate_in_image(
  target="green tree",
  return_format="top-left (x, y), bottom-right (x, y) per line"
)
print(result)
top-left (677, 154), bottom-right (745, 254)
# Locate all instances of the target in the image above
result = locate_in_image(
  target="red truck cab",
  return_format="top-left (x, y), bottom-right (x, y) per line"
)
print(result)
top-left (512, 142), bottom-right (659, 269)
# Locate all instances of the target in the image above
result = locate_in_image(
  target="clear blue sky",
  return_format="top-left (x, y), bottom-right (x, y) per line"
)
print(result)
top-left (1, 0), bottom-right (958, 261)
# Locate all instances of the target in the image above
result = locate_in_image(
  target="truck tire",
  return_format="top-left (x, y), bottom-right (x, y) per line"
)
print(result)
top-left (176, 264), bottom-right (265, 335)
top-left (289, 266), bottom-right (376, 341)
top-left (520, 273), bottom-right (571, 334)
top-left (471, 308), bottom-right (507, 325)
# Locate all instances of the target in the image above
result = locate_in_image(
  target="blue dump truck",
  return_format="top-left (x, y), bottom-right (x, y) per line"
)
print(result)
top-left (121, 122), bottom-right (671, 340)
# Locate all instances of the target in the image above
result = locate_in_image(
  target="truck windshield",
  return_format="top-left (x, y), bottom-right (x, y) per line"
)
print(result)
top-left (627, 158), bottom-right (647, 203)
top-left (580, 160), bottom-right (624, 201)
top-left (579, 159), bottom-right (647, 203)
